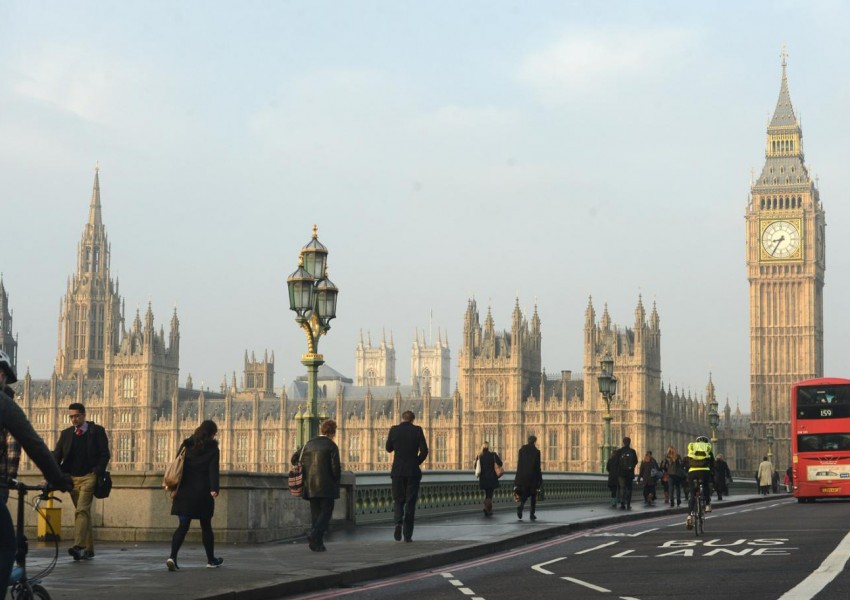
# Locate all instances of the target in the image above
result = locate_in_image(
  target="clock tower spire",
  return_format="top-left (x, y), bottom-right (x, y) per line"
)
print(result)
top-left (745, 52), bottom-right (825, 473)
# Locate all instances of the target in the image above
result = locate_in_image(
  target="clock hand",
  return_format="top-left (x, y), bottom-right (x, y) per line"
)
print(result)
top-left (771, 236), bottom-right (785, 256)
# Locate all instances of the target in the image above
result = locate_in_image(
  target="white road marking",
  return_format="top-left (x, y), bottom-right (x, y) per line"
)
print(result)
top-left (562, 576), bottom-right (611, 592)
top-left (531, 556), bottom-right (567, 574)
top-left (778, 529), bottom-right (850, 600)
top-left (459, 589), bottom-right (475, 596)
top-left (441, 573), bottom-right (454, 578)
top-left (449, 579), bottom-right (463, 586)
top-left (575, 541), bottom-right (620, 554)
top-left (587, 528), bottom-right (658, 537)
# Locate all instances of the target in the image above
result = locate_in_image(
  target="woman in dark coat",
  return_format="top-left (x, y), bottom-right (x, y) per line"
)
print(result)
top-left (298, 419), bottom-right (341, 552)
top-left (167, 420), bottom-right (221, 571)
top-left (476, 442), bottom-right (503, 517)
top-left (514, 435), bottom-right (542, 521)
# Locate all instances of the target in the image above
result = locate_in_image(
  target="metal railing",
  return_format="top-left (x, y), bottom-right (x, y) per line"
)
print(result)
top-left (351, 472), bottom-right (764, 523)
top-left (352, 471), bottom-right (610, 523)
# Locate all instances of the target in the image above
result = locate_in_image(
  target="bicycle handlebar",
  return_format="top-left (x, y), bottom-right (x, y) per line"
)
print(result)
top-left (6, 478), bottom-right (59, 499)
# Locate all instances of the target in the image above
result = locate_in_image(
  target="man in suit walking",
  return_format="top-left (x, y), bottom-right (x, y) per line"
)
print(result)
top-left (386, 410), bottom-right (428, 542)
top-left (53, 402), bottom-right (111, 561)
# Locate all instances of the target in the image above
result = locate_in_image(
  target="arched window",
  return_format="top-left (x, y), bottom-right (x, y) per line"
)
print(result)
top-left (485, 379), bottom-right (499, 405)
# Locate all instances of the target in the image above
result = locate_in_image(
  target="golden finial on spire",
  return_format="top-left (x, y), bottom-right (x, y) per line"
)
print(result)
top-left (780, 44), bottom-right (788, 70)
top-left (95, 160), bottom-right (100, 173)
top-left (312, 224), bottom-right (318, 238)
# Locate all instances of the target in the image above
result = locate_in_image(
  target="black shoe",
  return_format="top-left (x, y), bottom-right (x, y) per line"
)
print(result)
top-left (68, 546), bottom-right (83, 561)
top-left (517, 507), bottom-right (523, 520)
top-left (393, 525), bottom-right (402, 541)
top-left (530, 514), bottom-right (537, 521)
top-left (81, 550), bottom-right (94, 560)
top-left (403, 538), bottom-right (412, 543)
top-left (206, 557), bottom-right (224, 568)
top-left (627, 504), bottom-right (632, 510)
top-left (307, 533), bottom-right (318, 551)
top-left (620, 504), bottom-right (626, 510)
top-left (316, 544), bottom-right (327, 551)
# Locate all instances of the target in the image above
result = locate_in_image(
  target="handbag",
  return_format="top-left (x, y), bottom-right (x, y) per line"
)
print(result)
top-left (494, 460), bottom-right (505, 479)
top-left (474, 456), bottom-right (481, 478)
top-left (288, 446), bottom-right (306, 498)
top-left (163, 445), bottom-right (186, 493)
top-left (93, 470), bottom-right (112, 499)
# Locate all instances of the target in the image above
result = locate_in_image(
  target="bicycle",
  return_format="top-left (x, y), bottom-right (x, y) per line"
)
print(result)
top-left (687, 479), bottom-right (706, 537)
top-left (6, 479), bottom-right (61, 600)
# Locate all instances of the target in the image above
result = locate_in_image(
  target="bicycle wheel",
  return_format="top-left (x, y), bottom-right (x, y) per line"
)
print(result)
top-left (696, 501), bottom-right (705, 536)
top-left (31, 584), bottom-right (52, 600)
top-left (10, 583), bottom-right (30, 600)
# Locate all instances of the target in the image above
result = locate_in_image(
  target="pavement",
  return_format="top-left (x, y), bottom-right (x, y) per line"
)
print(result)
top-left (29, 492), bottom-right (776, 600)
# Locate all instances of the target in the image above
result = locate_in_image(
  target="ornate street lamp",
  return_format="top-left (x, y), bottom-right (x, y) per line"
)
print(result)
top-left (597, 352), bottom-right (618, 472)
top-left (286, 225), bottom-right (338, 447)
top-left (766, 424), bottom-right (775, 463)
top-left (708, 398), bottom-right (720, 446)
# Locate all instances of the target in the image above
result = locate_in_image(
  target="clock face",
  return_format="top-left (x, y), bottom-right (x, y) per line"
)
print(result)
top-left (761, 220), bottom-right (801, 259)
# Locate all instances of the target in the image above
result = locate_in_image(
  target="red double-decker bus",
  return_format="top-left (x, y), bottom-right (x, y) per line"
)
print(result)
top-left (791, 377), bottom-right (850, 502)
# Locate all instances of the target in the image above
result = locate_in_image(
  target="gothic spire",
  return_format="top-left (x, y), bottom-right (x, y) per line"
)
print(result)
top-left (769, 47), bottom-right (798, 130)
top-left (88, 162), bottom-right (103, 228)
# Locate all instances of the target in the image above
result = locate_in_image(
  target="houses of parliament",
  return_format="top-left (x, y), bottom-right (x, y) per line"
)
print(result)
top-left (2, 58), bottom-right (824, 475)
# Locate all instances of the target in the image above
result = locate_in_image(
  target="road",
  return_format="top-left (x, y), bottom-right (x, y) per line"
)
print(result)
top-left (290, 498), bottom-right (850, 600)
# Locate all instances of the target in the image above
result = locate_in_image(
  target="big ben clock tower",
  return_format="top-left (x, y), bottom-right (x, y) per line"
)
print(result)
top-left (746, 52), bottom-right (825, 472)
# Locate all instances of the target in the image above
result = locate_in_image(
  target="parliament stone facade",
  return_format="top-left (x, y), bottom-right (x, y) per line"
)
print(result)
top-left (6, 58), bottom-right (827, 477)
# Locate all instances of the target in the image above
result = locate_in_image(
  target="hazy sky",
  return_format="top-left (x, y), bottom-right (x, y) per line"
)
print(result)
top-left (3, 2), bottom-right (850, 411)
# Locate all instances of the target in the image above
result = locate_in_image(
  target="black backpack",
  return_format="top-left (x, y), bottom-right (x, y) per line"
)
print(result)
top-left (618, 448), bottom-right (636, 473)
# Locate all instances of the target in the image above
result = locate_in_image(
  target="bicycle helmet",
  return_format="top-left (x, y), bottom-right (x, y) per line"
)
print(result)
top-left (0, 349), bottom-right (17, 384)
top-left (696, 435), bottom-right (709, 443)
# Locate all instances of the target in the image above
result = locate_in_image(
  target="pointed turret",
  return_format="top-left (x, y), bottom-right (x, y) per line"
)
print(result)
top-left (88, 163), bottom-right (103, 228)
top-left (531, 302), bottom-right (541, 336)
top-left (484, 305), bottom-right (494, 337)
top-left (769, 51), bottom-right (798, 129)
top-left (601, 303), bottom-right (611, 331)
top-left (634, 294), bottom-right (645, 327)
top-left (511, 296), bottom-right (522, 329)
top-left (144, 302), bottom-right (155, 334)
top-left (649, 300), bottom-right (660, 331)
top-left (585, 296), bottom-right (595, 326)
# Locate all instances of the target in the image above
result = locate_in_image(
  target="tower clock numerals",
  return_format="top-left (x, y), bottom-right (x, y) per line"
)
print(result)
top-left (761, 220), bottom-right (801, 259)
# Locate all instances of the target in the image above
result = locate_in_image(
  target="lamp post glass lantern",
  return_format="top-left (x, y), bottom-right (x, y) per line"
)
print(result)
top-left (708, 399), bottom-right (720, 445)
top-left (286, 225), bottom-right (338, 447)
top-left (597, 352), bottom-right (617, 472)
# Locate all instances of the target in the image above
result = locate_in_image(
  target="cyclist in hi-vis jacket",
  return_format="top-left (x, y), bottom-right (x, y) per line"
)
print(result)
top-left (686, 436), bottom-right (715, 529)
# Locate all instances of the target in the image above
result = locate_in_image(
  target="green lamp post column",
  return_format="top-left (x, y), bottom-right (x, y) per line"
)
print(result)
top-left (597, 352), bottom-right (618, 473)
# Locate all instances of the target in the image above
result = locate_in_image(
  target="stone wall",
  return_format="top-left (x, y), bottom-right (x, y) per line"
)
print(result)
top-left (10, 471), bottom-right (355, 544)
